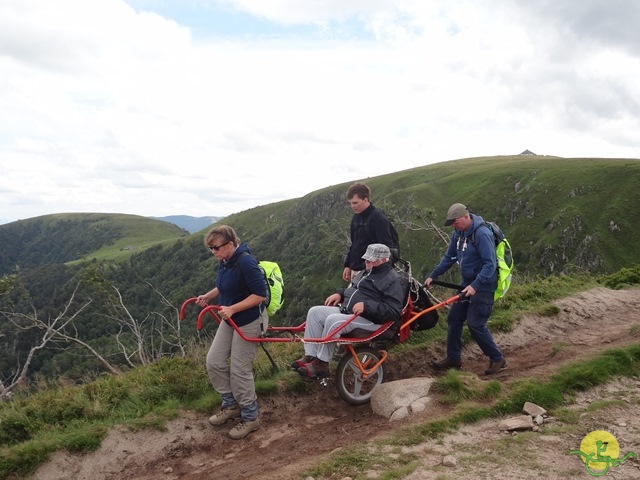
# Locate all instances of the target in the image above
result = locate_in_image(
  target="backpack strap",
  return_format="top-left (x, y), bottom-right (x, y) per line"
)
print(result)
top-left (235, 251), bottom-right (251, 294)
top-left (235, 251), bottom-right (268, 316)
top-left (468, 221), bottom-right (489, 245)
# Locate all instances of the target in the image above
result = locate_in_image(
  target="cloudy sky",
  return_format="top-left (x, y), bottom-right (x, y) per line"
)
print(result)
top-left (1, 1), bottom-right (639, 225)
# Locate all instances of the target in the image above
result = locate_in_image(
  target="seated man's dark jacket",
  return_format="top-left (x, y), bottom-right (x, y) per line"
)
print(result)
top-left (335, 261), bottom-right (404, 324)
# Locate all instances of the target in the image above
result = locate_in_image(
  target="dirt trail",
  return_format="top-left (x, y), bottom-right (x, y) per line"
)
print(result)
top-left (28, 287), bottom-right (640, 480)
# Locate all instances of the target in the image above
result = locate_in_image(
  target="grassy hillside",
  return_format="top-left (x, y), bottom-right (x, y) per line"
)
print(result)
top-left (0, 213), bottom-right (189, 274)
top-left (222, 155), bottom-right (640, 278)
top-left (2, 155), bottom-right (638, 279)
top-left (168, 155), bottom-right (640, 327)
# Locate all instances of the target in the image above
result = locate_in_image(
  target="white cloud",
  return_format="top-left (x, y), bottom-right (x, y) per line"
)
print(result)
top-left (1, 0), bottom-right (639, 224)
top-left (219, 0), bottom-right (395, 25)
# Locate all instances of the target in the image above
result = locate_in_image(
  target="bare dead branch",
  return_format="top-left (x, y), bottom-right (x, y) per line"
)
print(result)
top-left (147, 282), bottom-right (186, 357)
top-left (108, 284), bottom-right (151, 366)
top-left (115, 326), bottom-right (138, 368)
top-left (0, 284), bottom-right (97, 399)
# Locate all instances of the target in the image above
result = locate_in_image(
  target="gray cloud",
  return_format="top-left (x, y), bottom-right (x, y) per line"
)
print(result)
top-left (514, 1), bottom-right (640, 54)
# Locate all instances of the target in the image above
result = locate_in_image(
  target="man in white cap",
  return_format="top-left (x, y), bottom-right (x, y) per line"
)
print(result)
top-left (424, 203), bottom-right (508, 375)
top-left (293, 243), bottom-right (405, 378)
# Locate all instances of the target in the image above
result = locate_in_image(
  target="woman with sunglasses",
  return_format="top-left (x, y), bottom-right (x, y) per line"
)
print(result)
top-left (195, 225), bottom-right (268, 440)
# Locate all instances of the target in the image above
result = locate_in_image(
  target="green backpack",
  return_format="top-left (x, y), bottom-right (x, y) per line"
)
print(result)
top-left (258, 260), bottom-right (284, 316)
top-left (470, 221), bottom-right (514, 300)
top-left (238, 252), bottom-right (284, 317)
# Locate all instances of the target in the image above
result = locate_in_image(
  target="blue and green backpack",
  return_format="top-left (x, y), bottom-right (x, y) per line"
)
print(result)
top-left (470, 221), bottom-right (514, 300)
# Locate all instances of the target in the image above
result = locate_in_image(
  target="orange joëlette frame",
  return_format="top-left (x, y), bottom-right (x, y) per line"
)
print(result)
top-left (179, 293), bottom-right (463, 346)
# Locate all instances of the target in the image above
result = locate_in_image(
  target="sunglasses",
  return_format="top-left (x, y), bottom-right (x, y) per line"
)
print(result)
top-left (208, 241), bottom-right (230, 252)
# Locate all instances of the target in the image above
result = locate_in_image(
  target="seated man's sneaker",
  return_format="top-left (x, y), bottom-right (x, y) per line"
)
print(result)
top-left (228, 419), bottom-right (260, 440)
top-left (290, 355), bottom-right (315, 371)
top-left (485, 358), bottom-right (508, 375)
top-left (431, 357), bottom-right (462, 371)
top-left (297, 358), bottom-right (329, 378)
top-left (208, 405), bottom-right (240, 425)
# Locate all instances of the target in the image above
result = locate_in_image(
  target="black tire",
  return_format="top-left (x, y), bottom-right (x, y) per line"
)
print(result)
top-left (335, 345), bottom-right (386, 405)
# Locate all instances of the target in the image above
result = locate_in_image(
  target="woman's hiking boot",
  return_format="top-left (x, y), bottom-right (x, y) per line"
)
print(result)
top-left (208, 405), bottom-right (241, 425)
top-left (290, 355), bottom-right (315, 371)
top-left (431, 357), bottom-right (462, 371)
top-left (297, 358), bottom-right (329, 379)
top-left (485, 358), bottom-right (508, 375)
top-left (228, 418), bottom-right (260, 440)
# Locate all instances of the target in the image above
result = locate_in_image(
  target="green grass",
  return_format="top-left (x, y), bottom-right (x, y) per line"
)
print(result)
top-left (431, 370), bottom-right (502, 404)
top-left (601, 264), bottom-right (640, 289)
top-left (585, 399), bottom-right (627, 412)
top-left (550, 342), bottom-right (568, 357)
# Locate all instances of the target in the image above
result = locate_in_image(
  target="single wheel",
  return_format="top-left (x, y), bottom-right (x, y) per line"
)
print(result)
top-left (335, 345), bottom-right (386, 405)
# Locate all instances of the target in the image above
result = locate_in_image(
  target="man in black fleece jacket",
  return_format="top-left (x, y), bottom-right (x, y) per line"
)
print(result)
top-left (343, 182), bottom-right (396, 282)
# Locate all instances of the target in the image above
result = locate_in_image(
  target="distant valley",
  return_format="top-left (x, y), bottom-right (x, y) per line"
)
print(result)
top-left (150, 215), bottom-right (224, 233)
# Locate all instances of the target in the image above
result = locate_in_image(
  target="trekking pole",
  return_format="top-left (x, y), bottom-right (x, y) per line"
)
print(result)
top-left (260, 343), bottom-right (279, 374)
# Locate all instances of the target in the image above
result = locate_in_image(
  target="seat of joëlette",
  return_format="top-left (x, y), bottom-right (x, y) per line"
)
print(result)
top-left (339, 322), bottom-right (397, 341)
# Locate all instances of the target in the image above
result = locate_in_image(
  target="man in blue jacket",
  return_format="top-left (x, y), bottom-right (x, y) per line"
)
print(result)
top-left (425, 203), bottom-right (507, 375)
